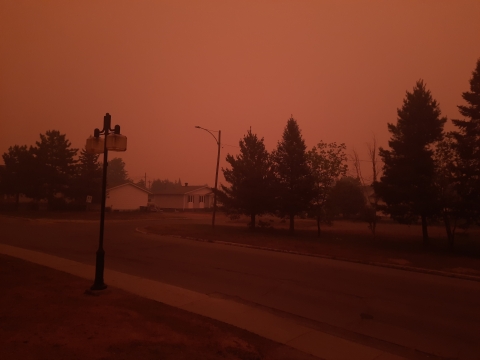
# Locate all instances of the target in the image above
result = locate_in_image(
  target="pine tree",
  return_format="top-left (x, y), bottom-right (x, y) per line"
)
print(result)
top-left (375, 80), bottom-right (446, 246)
top-left (34, 130), bottom-right (78, 205)
top-left (73, 148), bottom-right (102, 203)
top-left (218, 128), bottom-right (275, 229)
top-left (272, 117), bottom-right (314, 233)
top-left (451, 58), bottom-right (480, 224)
top-left (1, 145), bottom-right (37, 206)
top-left (107, 157), bottom-right (129, 187)
top-left (136, 178), bottom-right (147, 189)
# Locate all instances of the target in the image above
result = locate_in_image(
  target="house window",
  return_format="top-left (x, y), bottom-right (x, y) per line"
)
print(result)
top-left (199, 195), bottom-right (205, 203)
top-left (188, 195), bottom-right (194, 203)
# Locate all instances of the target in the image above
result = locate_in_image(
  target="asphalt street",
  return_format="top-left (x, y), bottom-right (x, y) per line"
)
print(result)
top-left (1, 216), bottom-right (479, 360)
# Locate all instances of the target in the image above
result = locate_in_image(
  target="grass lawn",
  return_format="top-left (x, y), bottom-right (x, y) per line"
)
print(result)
top-left (145, 212), bottom-right (480, 277)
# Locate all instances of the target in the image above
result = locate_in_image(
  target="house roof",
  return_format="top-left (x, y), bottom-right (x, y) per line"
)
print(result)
top-left (153, 185), bottom-right (212, 195)
top-left (107, 182), bottom-right (152, 194)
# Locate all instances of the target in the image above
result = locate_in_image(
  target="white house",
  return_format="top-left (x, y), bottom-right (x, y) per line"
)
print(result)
top-left (151, 185), bottom-right (214, 210)
top-left (106, 182), bottom-right (151, 211)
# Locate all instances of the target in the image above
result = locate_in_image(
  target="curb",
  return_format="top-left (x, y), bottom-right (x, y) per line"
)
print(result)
top-left (136, 228), bottom-right (480, 283)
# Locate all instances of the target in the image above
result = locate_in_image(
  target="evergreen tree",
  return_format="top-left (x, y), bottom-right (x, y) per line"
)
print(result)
top-left (0, 165), bottom-right (5, 198)
top-left (34, 130), bottom-right (78, 205)
top-left (73, 148), bottom-right (102, 204)
top-left (375, 80), bottom-right (446, 246)
top-left (107, 157), bottom-right (129, 187)
top-left (218, 128), bottom-right (275, 229)
top-left (451, 58), bottom-right (480, 224)
top-left (1, 145), bottom-right (37, 206)
top-left (136, 178), bottom-right (147, 189)
top-left (307, 141), bottom-right (348, 236)
top-left (151, 178), bottom-right (182, 192)
top-left (272, 117), bottom-right (314, 232)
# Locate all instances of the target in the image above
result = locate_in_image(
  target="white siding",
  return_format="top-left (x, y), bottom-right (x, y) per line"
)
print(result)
top-left (106, 185), bottom-right (149, 210)
top-left (152, 187), bottom-right (213, 210)
top-left (152, 194), bottom-right (184, 209)
top-left (188, 188), bottom-right (213, 209)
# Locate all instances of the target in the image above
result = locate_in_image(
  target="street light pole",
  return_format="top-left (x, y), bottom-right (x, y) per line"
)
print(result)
top-left (91, 114), bottom-right (110, 290)
top-left (88, 113), bottom-right (127, 290)
top-left (195, 126), bottom-right (221, 228)
top-left (213, 130), bottom-right (221, 228)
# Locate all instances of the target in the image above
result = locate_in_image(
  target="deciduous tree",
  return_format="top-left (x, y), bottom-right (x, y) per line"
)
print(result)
top-left (307, 141), bottom-right (348, 236)
top-left (328, 176), bottom-right (366, 219)
top-left (351, 136), bottom-right (381, 238)
top-left (433, 135), bottom-right (464, 250)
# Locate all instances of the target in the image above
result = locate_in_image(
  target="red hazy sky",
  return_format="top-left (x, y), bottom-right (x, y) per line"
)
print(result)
top-left (1, 0), bottom-right (479, 186)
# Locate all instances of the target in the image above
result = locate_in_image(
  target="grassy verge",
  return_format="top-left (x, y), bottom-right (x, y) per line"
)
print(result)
top-left (146, 213), bottom-right (480, 276)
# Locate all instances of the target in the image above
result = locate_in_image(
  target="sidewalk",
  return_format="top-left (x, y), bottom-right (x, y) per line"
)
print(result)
top-left (0, 244), bottom-right (408, 360)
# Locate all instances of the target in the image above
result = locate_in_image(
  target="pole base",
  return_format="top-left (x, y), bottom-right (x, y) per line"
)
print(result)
top-left (90, 282), bottom-right (107, 291)
top-left (92, 249), bottom-right (106, 290)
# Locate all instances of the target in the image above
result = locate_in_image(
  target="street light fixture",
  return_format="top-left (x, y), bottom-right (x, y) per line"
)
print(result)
top-left (195, 126), bottom-right (221, 228)
top-left (86, 113), bottom-right (127, 290)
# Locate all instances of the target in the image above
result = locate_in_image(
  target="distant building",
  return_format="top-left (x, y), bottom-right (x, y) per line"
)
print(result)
top-left (151, 184), bottom-right (213, 210)
top-left (106, 182), bottom-right (152, 211)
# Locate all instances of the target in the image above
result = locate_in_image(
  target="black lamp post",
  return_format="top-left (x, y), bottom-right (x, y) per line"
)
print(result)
top-left (86, 113), bottom-right (127, 290)
top-left (195, 126), bottom-right (221, 228)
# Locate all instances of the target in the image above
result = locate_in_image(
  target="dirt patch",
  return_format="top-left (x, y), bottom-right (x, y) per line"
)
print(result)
top-left (0, 254), bottom-right (318, 360)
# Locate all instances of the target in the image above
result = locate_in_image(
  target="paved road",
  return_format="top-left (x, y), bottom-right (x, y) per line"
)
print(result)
top-left (1, 216), bottom-right (480, 359)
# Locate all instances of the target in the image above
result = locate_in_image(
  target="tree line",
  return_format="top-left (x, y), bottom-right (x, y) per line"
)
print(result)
top-left (217, 119), bottom-right (362, 236)
top-left (0, 132), bottom-right (185, 210)
top-left (219, 59), bottom-right (480, 250)
top-left (1, 58), bottom-right (478, 248)
top-left (0, 131), bottom-right (101, 210)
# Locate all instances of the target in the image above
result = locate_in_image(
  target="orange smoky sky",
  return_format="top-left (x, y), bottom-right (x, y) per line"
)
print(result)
top-left (1, 0), bottom-right (479, 186)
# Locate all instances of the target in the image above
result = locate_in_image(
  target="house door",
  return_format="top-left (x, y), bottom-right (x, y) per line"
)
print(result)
top-left (187, 195), bottom-right (194, 209)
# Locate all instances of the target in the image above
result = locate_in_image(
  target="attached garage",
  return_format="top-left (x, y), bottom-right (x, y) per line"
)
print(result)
top-left (106, 183), bottom-right (151, 211)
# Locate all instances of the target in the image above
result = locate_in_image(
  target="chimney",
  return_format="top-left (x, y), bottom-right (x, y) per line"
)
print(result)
top-left (185, 183), bottom-right (188, 187)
